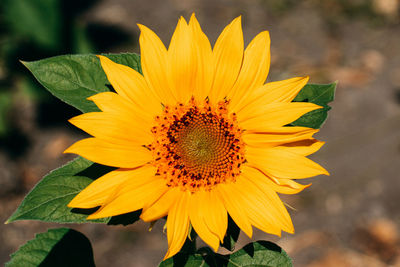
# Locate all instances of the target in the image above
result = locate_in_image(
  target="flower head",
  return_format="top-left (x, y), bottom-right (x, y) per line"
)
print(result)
top-left (65, 14), bottom-right (328, 259)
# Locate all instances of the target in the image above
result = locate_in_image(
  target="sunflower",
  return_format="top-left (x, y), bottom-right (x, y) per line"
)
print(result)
top-left (65, 14), bottom-right (329, 259)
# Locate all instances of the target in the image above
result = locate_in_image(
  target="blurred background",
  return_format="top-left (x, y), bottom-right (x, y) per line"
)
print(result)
top-left (1, 0), bottom-right (400, 266)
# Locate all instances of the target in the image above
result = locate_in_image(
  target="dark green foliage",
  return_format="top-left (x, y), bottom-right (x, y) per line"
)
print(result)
top-left (6, 157), bottom-right (108, 224)
top-left (22, 53), bottom-right (141, 113)
top-left (159, 241), bottom-right (292, 267)
top-left (6, 228), bottom-right (95, 267)
top-left (291, 82), bottom-right (337, 129)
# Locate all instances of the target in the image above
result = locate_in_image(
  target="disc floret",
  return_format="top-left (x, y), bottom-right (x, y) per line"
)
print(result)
top-left (149, 98), bottom-right (245, 192)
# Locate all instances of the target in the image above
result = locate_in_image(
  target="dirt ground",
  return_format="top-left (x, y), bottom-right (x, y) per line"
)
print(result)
top-left (1, 0), bottom-right (400, 266)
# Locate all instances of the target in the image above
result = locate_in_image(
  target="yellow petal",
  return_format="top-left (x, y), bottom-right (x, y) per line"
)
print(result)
top-left (97, 55), bottom-right (161, 117)
top-left (189, 14), bottom-right (214, 102)
top-left (229, 31), bottom-right (271, 111)
top-left (238, 102), bottom-right (322, 130)
top-left (242, 165), bottom-right (311, 195)
top-left (238, 76), bottom-right (309, 114)
top-left (277, 139), bottom-right (325, 156)
top-left (189, 190), bottom-right (220, 252)
top-left (209, 16), bottom-right (244, 104)
top-left (138, 24), bottom-right (176, 106)
top-left (246, 146), bottom-right (329, 179)
top-left (68, 165), bottom-right (155, 209)
top-left (260, 76), bottom-right (309, 103)
top-left (206, 191), bottom-right (228, 242)
top-left (239, 168), bottom-right (294, 234)
top-left (235, 177), bottom-right (287, 234)
top-left (68, 112), bottom-right (152, 145)
top-left (272, 178), bottom-right (311, 194)
top-left (140, 187), bottom-right (180, 222)
top-left (219, 179), bottom-right (283, 236)
top-left (216, 183), bottom-right (253, 238)
top-left (88, 92), bottom-right (153, 124)
top-left (87, 176), bottom-right (167, 219)
top-left (164, 191), bottom-right (191, 259)
top-left (243, 127), bottom-right (319, 147)
top-left (64, 138), bottom-right (152, 168)
top-left (167, 17), bottom-right (196, 103)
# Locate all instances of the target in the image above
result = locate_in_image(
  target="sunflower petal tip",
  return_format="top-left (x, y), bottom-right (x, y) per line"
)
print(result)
top-left (97, 55), bottom-right (112, 66)
top-left (286, 227), bottom-right (294, 235)
top-left (63, 147), bottom-right (73, 154)
top-left (67, 197), bottom-right (95, 210)
top-left (234, 15), bottom-right (242, 24)
top-left (86, 215), bottom-right (95, 220)
top-left (137, 23), bottom-right (149, 33)
top-left (178, 16), bottom-right (188, 24)
top-left (86, 213), bottom-right (101, 220)
top-left (189, 13), bottom-right (199, 25)
top-left (66, 201), bottom-right (75, 208)
top-left (314, 103), bottom-right (324, 110)
top-left (67, 117), bottom-right (79, 127)
top-left (247, 229), bottom-right (253, 239)
top-left (212, 244), bottom-right (219, 253)
top-left (260, 30), bottom-right (270, 36)
top-left (163, 250), bottom-right (175, 260)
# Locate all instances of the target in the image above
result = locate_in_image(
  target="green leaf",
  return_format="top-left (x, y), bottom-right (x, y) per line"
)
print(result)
top-left (22, 53), bottom-right (141, 113)
top-left (3, 0), bottom-right (61, 50)
top-left (159, 241), bottom-right (292, 267)
top-left (291, 82), bottom-right (337, 129)
top-left (224, 241), bottom-right (292, 267)
top-left (6, 228), bottom-right (95, 267)
top-left (6, 157), bottom-right (109, 224)
top-left (6, 156), bottom-right (141, 225)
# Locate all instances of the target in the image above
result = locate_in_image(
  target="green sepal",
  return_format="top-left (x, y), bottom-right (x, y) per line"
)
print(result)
top-left (5, 228), bottom-right (95, 267)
